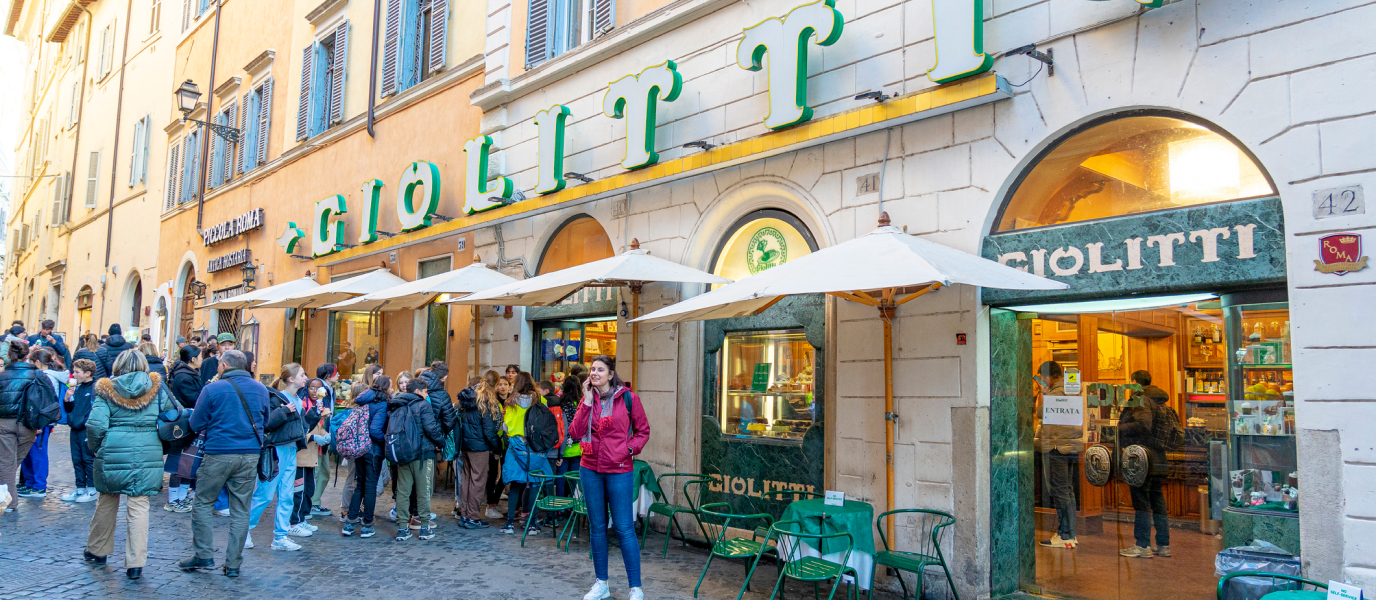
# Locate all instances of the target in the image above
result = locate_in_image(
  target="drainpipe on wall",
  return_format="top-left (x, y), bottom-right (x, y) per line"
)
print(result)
top-left (194, 0), bottom-right (224, 236)
top-left (366, 0), bottom-right (379, 138)
top-left (64, 3), bottom-right (94, 223)
top-left (96, 0), bottom-right (137, 333)
top-left (494, 224), bottom-right (531, 279)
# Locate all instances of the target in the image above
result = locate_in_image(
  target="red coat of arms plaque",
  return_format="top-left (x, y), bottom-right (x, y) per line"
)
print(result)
top-left (1315, 233), bottom-right (1368, 275)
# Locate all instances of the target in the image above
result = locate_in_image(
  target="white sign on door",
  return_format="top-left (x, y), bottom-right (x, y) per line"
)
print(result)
top-left (1043, 395), bottom-right (1084, 427)
top-left (1064, 369), bottom-right (1082, 395)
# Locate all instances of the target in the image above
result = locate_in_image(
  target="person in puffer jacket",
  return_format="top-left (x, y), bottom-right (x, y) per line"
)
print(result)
top-left (456, 373), bottom-right (502, 529)
top-left (343, 377), bottom-right (392, 538)
top-left (83, 349), bottom-right (176, 580)
top-left (92, 324), bottom-right (131, 380)
top-left (243, 363), bottom-right (309, 551)
top-left (62, 359), bottom-right (99, 503)
top-left (418, 362), bottom-right (458, 435)
top-left (387, 379), bottom-right (445, 541)
top-left (0, 340), bottom-right (40, 512)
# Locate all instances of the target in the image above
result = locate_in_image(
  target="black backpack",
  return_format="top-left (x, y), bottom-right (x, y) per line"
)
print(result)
top-left (1151, 400), bottom-right (1185, 452)
top-left (524, 400), bottom-right (560, 454)
top-left (19, 376), bottom-right (61, 430)
top-left (385, 403), bottom-right (425, 464)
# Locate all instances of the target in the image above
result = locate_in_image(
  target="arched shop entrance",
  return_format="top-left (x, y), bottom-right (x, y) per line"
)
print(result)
top-left (529, 216), bottom-right (616, 385)
top-left (699, 209), bottom-right (822, 515)
top-left (983, 111), bottom-right (1292, 600)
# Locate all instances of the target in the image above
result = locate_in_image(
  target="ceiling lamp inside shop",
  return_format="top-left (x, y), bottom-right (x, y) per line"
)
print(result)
top-left (998, 115), bottom-right (1274, 232)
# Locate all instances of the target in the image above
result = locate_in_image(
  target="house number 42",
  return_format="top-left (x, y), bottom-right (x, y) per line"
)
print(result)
top-left (1313, 185), bottom-right (1365, 219)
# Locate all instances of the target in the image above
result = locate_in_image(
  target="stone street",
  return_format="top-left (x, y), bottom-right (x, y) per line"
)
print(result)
top-left (0, 429), bottom-right (896, 600)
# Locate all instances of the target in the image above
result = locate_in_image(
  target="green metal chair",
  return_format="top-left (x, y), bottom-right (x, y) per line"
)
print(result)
top-left (642, 473), bottom-right (712, 557)
top-left (870, 509), bottom-right (958, 600)
top-left (1217, 571), bottom-right (1329, 600)
top-left (761, 520), bottom-right (858, 600)
top-left (558, 471), bottom-right (588, 552)
top-left (694, 502), bottom-right (778, 600)
top-left (523, 471), bottom-right (579, 547)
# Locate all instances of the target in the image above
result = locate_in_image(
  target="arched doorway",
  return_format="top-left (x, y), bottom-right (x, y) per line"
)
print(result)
top-left (982, 111), bottom-right (1291, 600)
top-left (76, 285), bottom-right (94, 336)
top-left (127, 276), bottom-right (143, 333)
top-left (180, 268), bottom-right (198, 339)
top-left (529, 215), bottom-right (616, 384)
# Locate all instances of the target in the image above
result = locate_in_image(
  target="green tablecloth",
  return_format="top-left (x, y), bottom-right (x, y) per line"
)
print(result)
top-left (632, 460), bottom-right (662, 503)
top-left (779, 498), bottom-right (875, 557)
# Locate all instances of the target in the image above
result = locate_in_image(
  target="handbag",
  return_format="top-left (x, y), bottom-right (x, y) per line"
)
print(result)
top-left (177, 433), bottom-right (206, 479)
top-left (157, 391), bottom-right (195, 444)
top-left (228, 378), bottom-right (278, 483)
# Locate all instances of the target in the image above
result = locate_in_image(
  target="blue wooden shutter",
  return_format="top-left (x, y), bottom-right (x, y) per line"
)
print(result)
top-left (381, 0), bottom-right (401, 97)
top-left (164, 140), bottom-right (180, 211)
top-left (258, 77), bottom-right (273, 163)
top-left (428, 0), bottom-right (447, 74)
top-left (331, 22), bottom-right (349, 125)
top-left (524, 0), bottom-right (549, 69)
top-left (222, 103), bottom-right (236, 181)
top-left (237, 91), bottom-right (249, 173)
top-left (297, 45), bottom-right (312, 141)
top-left (593, 0), bottom-right (614, 35)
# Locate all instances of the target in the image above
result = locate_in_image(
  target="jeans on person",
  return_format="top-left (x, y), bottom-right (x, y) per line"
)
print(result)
top-left (555, 455), bottom-right (581, 498)
top-left (581, 467), bottom-right (642, 588)
top-left (215, 488), bottom-right (229, 511)
top-left (460, 450), bottom-right (489, 520)
top-left (506, 482), bottom-right (537, 525)
top-left (1044, 450), bottom-right (1077, 540)
top-left (20, 426), bottom-right (50, 489)
top-left (247, 444), bottom-right (299, 539)
top-left (0, 418), bottom-right (36, 510)
top-left (191, 453), bottom-right (257, 569)
top-left (1129, 475), bottom-right (1169, 548)
top-left (396, 459), bottom-right (434, 529)
top-left (291, 467), bottom-right (315, 525)
top-left (69, 429), bottom-right (94, 489)
top-left (311, 453), bottom-right (331, 507)
top-left (348, 454), bottom-right (382, 525)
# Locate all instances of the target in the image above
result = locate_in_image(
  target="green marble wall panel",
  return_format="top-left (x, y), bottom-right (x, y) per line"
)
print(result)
top-left (982, 197), bottom-right (1287, 305)
top-left (989, 310), bottom-right (1035, 595)
top-left (1223, 508), bottom-right (1301, 555)
top-left (700, 294), bottom-right (826, 514)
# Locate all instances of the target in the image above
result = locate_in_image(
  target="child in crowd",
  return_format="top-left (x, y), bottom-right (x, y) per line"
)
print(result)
top-left (60, 359), bottom-right (98, 502)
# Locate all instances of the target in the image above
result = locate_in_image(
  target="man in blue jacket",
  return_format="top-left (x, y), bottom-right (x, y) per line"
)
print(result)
top-left (27, 320), bottom-right (70, 369)
top-left (179, 350), bottom-right (269, 578)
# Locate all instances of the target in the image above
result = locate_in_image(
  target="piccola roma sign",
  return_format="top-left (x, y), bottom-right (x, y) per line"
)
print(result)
top-left (278, 0), bottom-right (997, 258)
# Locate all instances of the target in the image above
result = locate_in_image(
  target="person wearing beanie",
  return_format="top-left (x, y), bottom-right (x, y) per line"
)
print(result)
top-left (92, 324), bottom-right (130, 380)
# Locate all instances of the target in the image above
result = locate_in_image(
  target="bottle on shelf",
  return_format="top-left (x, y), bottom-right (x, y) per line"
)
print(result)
top-left (1212, 324), bottom-right (1222, 344)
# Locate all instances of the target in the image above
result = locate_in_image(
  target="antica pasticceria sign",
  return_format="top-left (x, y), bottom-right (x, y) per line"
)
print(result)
top-left (203, 208), bottom-right (265, 247)
top-left (981, 197), bottom-right (1287, 304)
top-left (208, 248), bottom-right (251, 273)
top-left (278, 0), bottom-right (998, 259)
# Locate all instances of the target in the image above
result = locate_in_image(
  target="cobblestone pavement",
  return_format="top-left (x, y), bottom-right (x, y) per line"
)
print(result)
top-left (1, 429), bottom-right (897, 600)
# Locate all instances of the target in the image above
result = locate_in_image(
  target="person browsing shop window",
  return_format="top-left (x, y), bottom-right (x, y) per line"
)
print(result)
top-left (570, 355), bottom-right (650, 600)
top-left (1034, 360), bottom-right (1083, 550)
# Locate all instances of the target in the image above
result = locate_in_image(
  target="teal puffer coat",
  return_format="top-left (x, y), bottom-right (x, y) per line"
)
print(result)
top-left (87, 371), bottom-right (174, 496)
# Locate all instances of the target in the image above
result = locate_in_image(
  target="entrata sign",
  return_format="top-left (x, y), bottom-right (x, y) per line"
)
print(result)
top-left (203, 209), bottom-right (265, 246)
top-left (277, 0), bottom-right (994, 257)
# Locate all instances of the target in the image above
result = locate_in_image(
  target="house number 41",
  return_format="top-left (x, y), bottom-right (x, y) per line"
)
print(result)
top-left (1313, 185), bottom-right (1365, 219)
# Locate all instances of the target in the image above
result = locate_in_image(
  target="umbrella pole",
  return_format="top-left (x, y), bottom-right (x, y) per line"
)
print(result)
top-left (472, 306), bottom-right (481, 379)
top-left (880, 298), bottom-right (896, 544)
top-left (629, 283), bottom-right (642, 390)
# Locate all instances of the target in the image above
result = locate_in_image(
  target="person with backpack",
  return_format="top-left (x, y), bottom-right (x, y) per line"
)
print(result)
top-left (571, 355), bottom-right (650, 600)
top-left (457, 371), bottom-right (503, 529)
top-left (17, 347), bottom-right (67, 499)
top-left (84, 349), bottom-right (177, 580)
top-left (288, 376), bottom-right (331, 537)
top-left (485, 375), bottom-right (513, 519)
top-left (0, 340), bottom-right (48, 512)
top-left (331, 380), bottom-right (364, 520)
top-left (500, 372), bottom-right (553, 535)
top-left (92, 324), bottom-right (131, 380)
top-left (342, 376), bottom-right (392, 538)
top-left (62, 359), bottom-right (99, 503)
top-left (387, 377), bottom-right (445, 541)
top-left (243, 363), bottom-right (309, 551)
top-left (1118, 370), bottom-right (1176, 559)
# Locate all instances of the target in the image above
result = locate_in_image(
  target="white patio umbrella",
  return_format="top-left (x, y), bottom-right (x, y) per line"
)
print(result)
top-left (199, 276), bottom-right (322, 310)
top-left (446, 239), bottom-right (731, 386)
top-left (634, 213), bottom-right (1068, 537)
top-left (254, 268), bottom-right (409, 309)
top-left (322, 259), bottom-right (518, 312)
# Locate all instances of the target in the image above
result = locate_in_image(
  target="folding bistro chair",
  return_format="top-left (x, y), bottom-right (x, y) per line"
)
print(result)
top-left (763, 520), bottom-right (859, 600)
top-left (642, 473), bottom-right (712, 557)
top-left (695, 502), bottom-right (778, 599)
top-left (871, 509), bottom-right (958, 600)
top-left (523, 471), bottom-right (579, 547)
top-left (558, 471), bottom-right (589, 551)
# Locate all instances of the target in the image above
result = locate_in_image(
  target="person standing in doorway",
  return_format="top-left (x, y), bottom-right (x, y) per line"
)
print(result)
top-left (1035, 361), bottom-right (1082, 549)
top-left (570, 355), bottom-right (650, 600)
top-left (1119, 370), bottom-right (1173, 559)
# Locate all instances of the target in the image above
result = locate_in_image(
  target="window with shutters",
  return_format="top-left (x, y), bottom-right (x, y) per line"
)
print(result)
top-left (84, 150), bottom-right (100, 208)
top-left (241, 78), bottom-right (271, 171)
top-left (50, 175), bottom-right (66, 226)
top-left (129, 116), bottom-right (150, 186)
top-left (208, 103), bottom-right (235, 188)
top-left (164, 139), bottom-right (182, 212)
top-left (98, 21), bottom-right (115, 78)
top-left (381, 0), bottom-right (445, 97)
top-left (67, 81), bottom-right (79, 127)
top-left (180, 129), bottom-right (201, 204)
top-left (299, 23), bottom-right (348, 141)
top-left (525, 0), bottom-right (605, 70)
top-left (150, 0), bottom-right (161, 33)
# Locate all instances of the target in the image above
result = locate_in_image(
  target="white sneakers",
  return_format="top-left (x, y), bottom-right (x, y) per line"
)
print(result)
top-left (287, 523), bottom-right (314, 537)
top-left (629, 588), bottom-right (644, 600)
top-left (584, 580), bottom-right (611, 600)
top-left (271, 537), bottom-right (302, 551)
top-left (243, 536), bottom-right (254, 549)
top-left (61, 488), bottom-right (97, 503)
top-left (485, 507), bottom-right (504, 519)
top-left (1119, 545), bottom-right (1153, 558)
top-left (1040, 534), bottom-right (1078, 549)
top-left (214, 508), bottom-right (231, 517)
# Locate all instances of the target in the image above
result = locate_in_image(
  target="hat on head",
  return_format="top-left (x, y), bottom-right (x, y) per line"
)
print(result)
top-left (108, 323), bottom-right (122, 336)
top-left (217, 332), bottom-right (237, 344)
top-left (8, 325), bottom-right (23, 336)
top-left (176, 335), bottom-right (187, 344)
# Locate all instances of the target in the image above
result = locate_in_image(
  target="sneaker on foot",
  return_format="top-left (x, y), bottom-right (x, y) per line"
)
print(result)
top-left (629, 588), bottom-right (644, 600)
top-left (342, 523), bottom-right (356, 537)
top-left (75, 490), bottom-right (97, 503)
top-left (271, 537), bottom-right (302, 551)
top-left (395, 528), bottom-right (413, 541)
top-left (1040, 534), bottom-right (1078, 549)
top-left (418, 526), bottom-right (436, 540)
top-left (1154, 545), bottom-right (1172, 558)
top-left (311, 505), bottom-right (332, 516)
top-left (17, 487), bottom-right (46, 498)
top-left (243, 536), bottom-right (254, 549)
top-left (389, 507), bottom-right (397, 522)
top-left (214, 508), bottom-right (231, 517)
top-left (305, 522), bottom-right (319, 532)
top-left (173, 499), bottom-right (193, 513)
top-left (287, 523), bottom-right (314, 537)
top-left (1119, 545), bottom-right (1153, 558)
top-left (526, 525), bottom-right (541, 536)
top-left (584, 579), bottom-right (611, 600)
top-left (499, 523), bottom-right (515, 535)
top-left (409, 516), bottom-right (421, 530)
top-left (60, 489), bottom-right (82, 502)
top-left (429, 512), bottom-right (436, 521)
top-left (164, 502), bottom-right (177, 512)
top-left (485, 507), bottom-right (503, 519)
top-left (360, 525), bottom-right (376, 538)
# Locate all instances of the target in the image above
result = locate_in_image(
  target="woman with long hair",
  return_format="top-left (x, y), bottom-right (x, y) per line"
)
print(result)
top-left (344, 375), bottom-right (391, 538)
top-left (499, 372), bottom-right (551, 535)
top-left (84, 349), bottom-right (177, 580)
top-left (484, 372), bottom-right (511, 518)
top-left (0, 341), bottom-right (39, 513)
top-left (362, 363), bottom-right (383, 387)
top-left (283, 367), bottom-right (329, 537)
top-left (456, 370), bottom-right (504, 529)
top-left (571, 356), bottom-right (650, 600)
top-left (244, 361), bottom-right (308, 551)
top-left (330, 381), bottom-right (367, 520)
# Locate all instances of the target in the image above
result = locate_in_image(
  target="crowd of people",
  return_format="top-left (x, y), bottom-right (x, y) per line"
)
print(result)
top-left (0, 320), bottom-right (651, 600)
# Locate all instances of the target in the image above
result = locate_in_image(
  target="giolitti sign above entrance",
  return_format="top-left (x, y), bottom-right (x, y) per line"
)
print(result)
top-left (278, 0), bottom-right (998, 258)
top-left (980, 197), bottom-right (1287, 305)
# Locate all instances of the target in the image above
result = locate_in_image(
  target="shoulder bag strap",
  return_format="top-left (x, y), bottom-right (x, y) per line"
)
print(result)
top-left (226, 378), bottom-right (264, 445)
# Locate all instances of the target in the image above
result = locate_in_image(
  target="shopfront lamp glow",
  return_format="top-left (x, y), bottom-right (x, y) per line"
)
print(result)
top-left (1168, 136), bottom-right (1240, 204)
top-left (175, 80), bottom-right (201, 114)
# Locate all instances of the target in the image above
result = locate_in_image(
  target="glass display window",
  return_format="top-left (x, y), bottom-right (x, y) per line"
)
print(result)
top-left (328, 311), bottom-right (380, 381)
top-left (536, 317), bottom-right (617, 386)
top-left (1225, 301), bottom-right (1295, 514)
top-left (717, 329), bottom-right (816, 442)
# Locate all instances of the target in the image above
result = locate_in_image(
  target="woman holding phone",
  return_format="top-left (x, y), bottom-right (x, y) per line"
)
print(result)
top-left (570, 355), bottom-right (650, 600)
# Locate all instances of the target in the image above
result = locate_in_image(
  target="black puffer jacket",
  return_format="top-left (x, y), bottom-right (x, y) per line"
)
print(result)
top-left (73, 347), bottom-right (98, 369)
top-left (457, 386), bottom-right (502, 453)
top-left (388, 391), bottom-right (446, 453)
top-left (263, 389), bottom-right (307, 447)
top-left (92, 336), bottom-right (130, 380)
top-left (418, 371), bottom-right (458, 435)
top-left (146, 355), bottom-right (168, 380)
top-left (0, 361), bottom-right (44, 420)
top-left (167, 361), bottom-right (203, 408)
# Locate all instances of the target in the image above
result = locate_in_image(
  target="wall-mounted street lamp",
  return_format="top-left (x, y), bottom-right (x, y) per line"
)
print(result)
top-left (188, 278), bottom-right (207, 300)
top-left (855, 90), bottom-right (892, 103)
top-left (683, 140), bottom-right (716, 151)
top-left (175, 80), bottom-right (243, 144)
top-left (240, 261), bottom-right (258, 291)
top-left (564, 172), bottom-right (594, 184)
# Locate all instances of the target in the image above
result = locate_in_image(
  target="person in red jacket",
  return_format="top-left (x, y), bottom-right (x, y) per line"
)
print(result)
top-left (570, 355), bottom-right (650, 600)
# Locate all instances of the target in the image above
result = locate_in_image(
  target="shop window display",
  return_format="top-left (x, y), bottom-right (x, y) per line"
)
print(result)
top-left (536, 317), bottom-right (616, 385)
top-left (328, 311), bottom-right (380, 381)
top-left (717, 329), bottom-right (815, 442)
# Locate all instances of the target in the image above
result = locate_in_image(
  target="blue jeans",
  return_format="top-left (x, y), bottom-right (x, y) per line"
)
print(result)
top-left (21, 427), bottom-right (51, 489)
top-left (248, 445), bottom-right (298, 539)
top-left (1130, 475), bottom-right (1169, 548)
top-left (581, 467), bottom-right (641, 588)
top-left (555, 456), bottom-right (581, 498)
top-left (215, 488), bottom-right (229, 511)
top-left (1044, 450), bottom-right (1076, 540)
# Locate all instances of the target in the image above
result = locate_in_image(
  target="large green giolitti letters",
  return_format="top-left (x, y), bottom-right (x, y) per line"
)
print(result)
top-left (604, 61), bottom-right (683, 170)
top-left (277, 222), bottom-right (306, 254)
top-left (397, 161), bottom-right (442, 231)
top-left (312, 195), bottom-right (348, 257)
top-left (533, 105), bottom-right (571, 195)
top-left (358, 179), bottom-right (384, 244)
top-left (928, 0), bottom-right (993, 83)
top-left (738, 0), bottom-right (844, 130)
top-left (463, 135), bottom-right (514, 214)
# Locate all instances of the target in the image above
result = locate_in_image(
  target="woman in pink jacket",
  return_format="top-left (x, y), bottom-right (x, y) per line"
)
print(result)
top-left (570, 355), bottom-right (650, 600)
